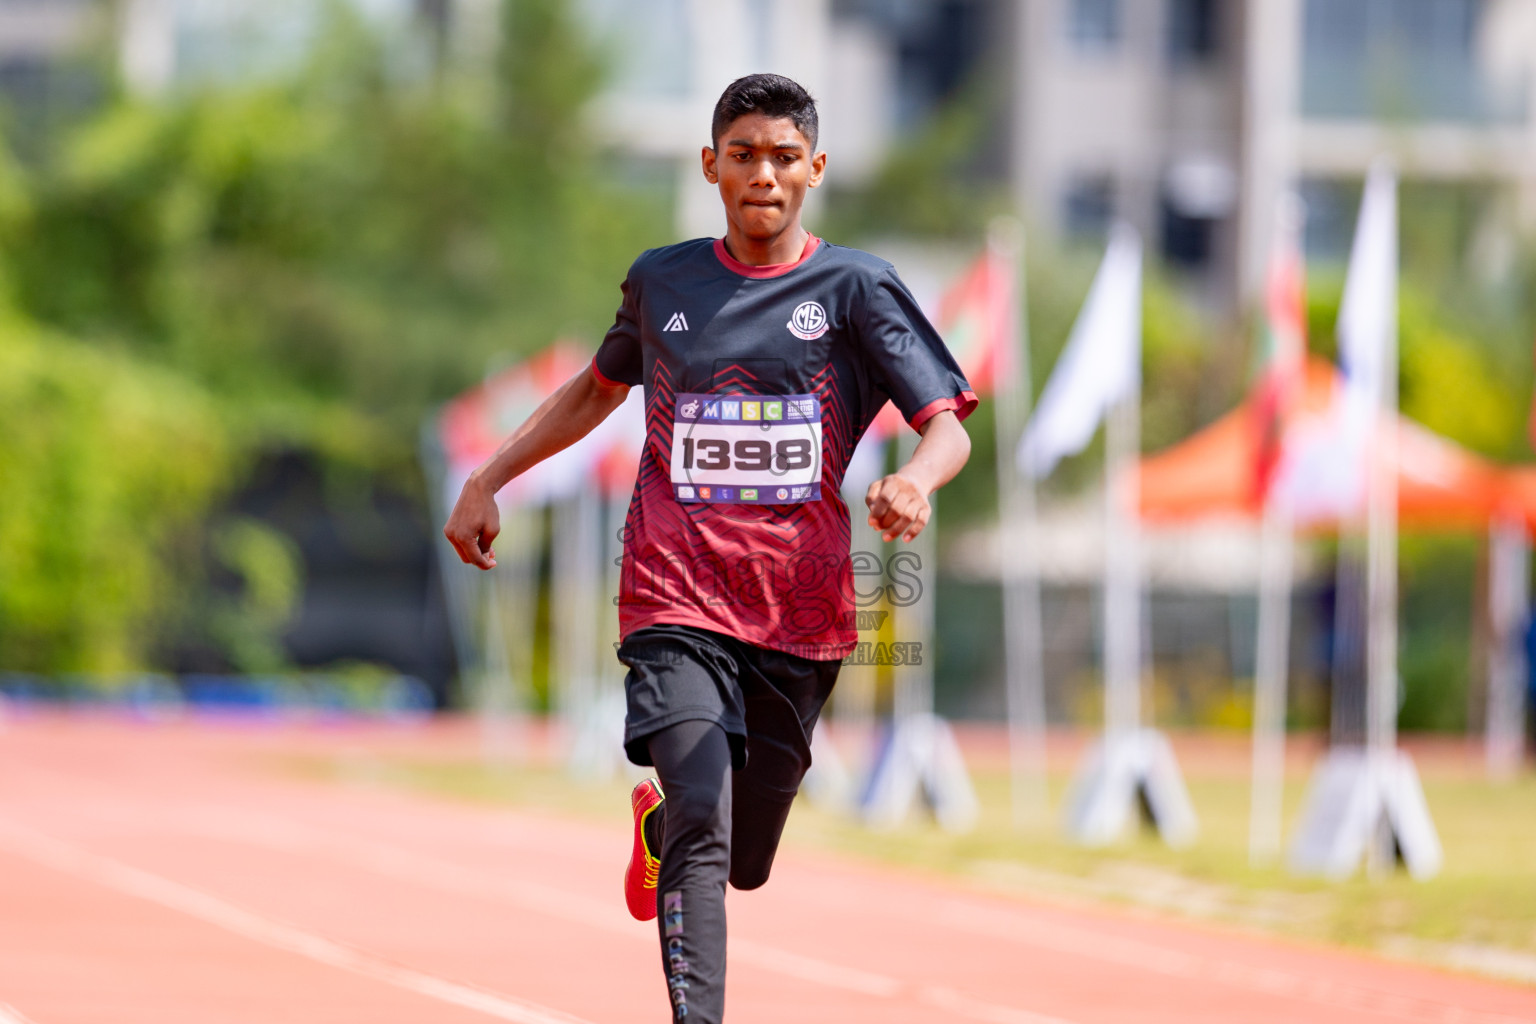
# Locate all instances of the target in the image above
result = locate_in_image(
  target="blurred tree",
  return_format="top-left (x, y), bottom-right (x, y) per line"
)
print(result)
top-left (0, 0), bottom-right (669, 676)
top-left (821, 73), bottom-right (1013, 245)
top-left (0, 322), bottom-right (230, 673)
top-left (10, 0), bottom-right (665, 477)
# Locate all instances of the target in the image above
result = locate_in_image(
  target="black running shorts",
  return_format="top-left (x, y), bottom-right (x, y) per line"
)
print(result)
top-left (617, 623), bottom-right (841, 772)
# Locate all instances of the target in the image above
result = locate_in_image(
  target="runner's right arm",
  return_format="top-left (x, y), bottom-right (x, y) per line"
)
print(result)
top-left (443, 365), bottom-right (630, 570)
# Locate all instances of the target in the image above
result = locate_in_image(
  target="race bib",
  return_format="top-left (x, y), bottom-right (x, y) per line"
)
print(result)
top-left (670, 393), bottom-right (823, 504)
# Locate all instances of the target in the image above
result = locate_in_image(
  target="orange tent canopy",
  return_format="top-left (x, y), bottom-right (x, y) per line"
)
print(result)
top-left (1496, 467), bottom-right (1536, 534)
top-left (1138, 359), bottom-right (1507, 530)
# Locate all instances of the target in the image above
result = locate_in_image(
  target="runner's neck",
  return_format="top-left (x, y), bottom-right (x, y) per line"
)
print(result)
top-left (714, 233), bottom-right (820, 279)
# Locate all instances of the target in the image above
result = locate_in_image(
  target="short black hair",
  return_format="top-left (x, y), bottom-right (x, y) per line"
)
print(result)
top-left (711, 74), bottom-right (819, 151)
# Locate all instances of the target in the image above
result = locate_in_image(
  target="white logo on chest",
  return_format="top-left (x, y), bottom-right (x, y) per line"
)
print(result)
top-left (787, 301), bottom-right (829, 341)
top-left (664, 311), bottom-right (689, 332)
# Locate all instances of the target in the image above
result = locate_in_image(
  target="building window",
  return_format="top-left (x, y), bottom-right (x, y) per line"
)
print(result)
top-left (580, 0), bottom-right (692, 100)
top-left (1062, 174), bottom-right (1115, 241)
top-left (1296, 177), bottom-right (1358, 264)
top-left (1067, 0), bottom-right (1121, 53)
top-left (1167, 0), bottom-right (1219, 65)
top-left (1160, 200), bottom-right (1214, 268)
top-left (1160, 157), bottom-right (1233, 267)
top-left (1300, 0), bottom-right (1520, 123)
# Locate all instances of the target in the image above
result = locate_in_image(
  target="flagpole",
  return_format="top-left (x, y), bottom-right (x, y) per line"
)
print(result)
top-left (1292, 160), bottom-right (1439, 880)
top-left (990, 216), bottom-right (1048, 827)
top-left (1248, 195), bottom-right (1304, 867)
top-left (1363, 166), bottom-right (1400, 876)
top-left (1249, 499), bottom-right (1294, 865)
top-left (1025, 225), bottom-right (1194, 847)
top-left (1486, 515), bottom-right (1531, 779)
top-left (1104, 365), bottom-right (1141, 742)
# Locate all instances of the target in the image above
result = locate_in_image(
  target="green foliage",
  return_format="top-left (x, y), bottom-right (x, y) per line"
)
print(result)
top-left (207, 518), bottom-right (305, 674)
top-left (1397, 534), bottom-right (1478, 733)
top-left (0, 321), bottom-right (230, 672)
top-left (1306, 258), bottom-right (1534, 465)
top-left (7, 0), bottom-right (667, 478)
top-left (821, 81), bottom-right (1010, 242)
top-left (0, 0), bottom-right (669, 674)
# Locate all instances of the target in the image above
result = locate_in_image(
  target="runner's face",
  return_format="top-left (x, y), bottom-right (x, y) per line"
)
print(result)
top-left (703, 114), bottom-right (825, 242)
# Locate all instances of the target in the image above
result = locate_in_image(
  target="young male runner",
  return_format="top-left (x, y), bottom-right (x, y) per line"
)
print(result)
top-left (444, 74), bottom-right (975, 1022)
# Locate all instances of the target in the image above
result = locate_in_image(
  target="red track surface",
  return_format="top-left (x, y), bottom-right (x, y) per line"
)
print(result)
top-left (1, 714), bottom-right (1533, 1024)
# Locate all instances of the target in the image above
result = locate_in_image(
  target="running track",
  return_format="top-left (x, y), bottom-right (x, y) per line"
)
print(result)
top-left (1, 715), bottom-right (1533, 1024)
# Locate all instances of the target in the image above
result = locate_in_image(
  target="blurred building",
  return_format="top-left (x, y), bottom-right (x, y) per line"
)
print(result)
top-left (117, 0), bottom-right (429, 90)
top-left (92, 0), bottom-right (1536, 308)
top-left (110, 0), bottom-right (986, 241)
top-left (1008, 0), bottom-right (1536, 308)
top-left (578, 0), bottom-right (992, 240)
top-left (0, 0), bottom-right (100, 147)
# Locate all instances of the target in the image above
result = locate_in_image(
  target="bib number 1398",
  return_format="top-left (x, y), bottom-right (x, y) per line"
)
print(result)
top-left (679, 437), bottom-right (815, 473)
top-left (670, 391), bottom-right (822, 504)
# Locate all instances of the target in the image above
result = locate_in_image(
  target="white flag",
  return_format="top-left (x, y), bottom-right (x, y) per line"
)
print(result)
top-left (1271, 161), bottom-right (1397, 524)
top-left (1338, 160), bottom-right (1397, 414)
top-left (1017, 223), bottom-right (1142, 479)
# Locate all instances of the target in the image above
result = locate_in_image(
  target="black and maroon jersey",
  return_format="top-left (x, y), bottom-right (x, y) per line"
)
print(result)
top-left (592, 234), bottom-right (977, 660)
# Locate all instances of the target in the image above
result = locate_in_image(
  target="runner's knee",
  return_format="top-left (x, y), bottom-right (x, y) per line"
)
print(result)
top-left (648, 719), bottom-right (733, 849)
top-left (728, 856), bottom-right (773, 890)
top-left (665, 775), bottom-right (728, 839)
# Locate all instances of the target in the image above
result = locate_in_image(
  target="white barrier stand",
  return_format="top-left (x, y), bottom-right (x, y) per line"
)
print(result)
top-left (1288, 746), bottom-right (1442, 880)
top-left (1064, 728), bottom-right (1198, 847)
top-left (566, 689), bottom-right (629, 782)
top-left (803, 724), bottom-right (854, 811)
top-left (859, 712), bottom-right (980, 832)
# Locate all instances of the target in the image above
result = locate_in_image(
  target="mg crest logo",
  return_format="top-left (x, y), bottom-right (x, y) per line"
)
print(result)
top-left (787, 301), bottom-right (829, 341)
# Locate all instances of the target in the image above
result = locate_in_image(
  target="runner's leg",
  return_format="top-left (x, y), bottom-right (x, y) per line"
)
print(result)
top-left (729, 652), bottom-right (839, 890)
top-left (648, 718), bottom-right (733, 1024)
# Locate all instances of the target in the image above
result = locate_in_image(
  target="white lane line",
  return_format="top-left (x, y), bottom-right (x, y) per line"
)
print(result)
top-left (0, 820), bottom-right (593, 1024)
top-left (179, 811), bottom-right (912, 1001)
top-left (172, 809), bottom-right (1081, 1023)
top-left (936, 899), bottom-right (1535, 1024)
top-left (0, 1003), bottom-right (40, 1024)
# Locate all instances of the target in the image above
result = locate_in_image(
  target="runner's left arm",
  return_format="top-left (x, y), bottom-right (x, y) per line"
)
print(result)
top-left (856, 266), bottom-right (977, 543)
top-left (443, 365), bottom-right (630, 570)
top-left (865, 409), bottom-right (970, 543)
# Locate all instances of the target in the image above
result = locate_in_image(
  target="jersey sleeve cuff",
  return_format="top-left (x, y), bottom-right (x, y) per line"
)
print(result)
top-left (908, 389), bottom-right (979, 431)
top-left (590, 356), bottom-right (626, 389)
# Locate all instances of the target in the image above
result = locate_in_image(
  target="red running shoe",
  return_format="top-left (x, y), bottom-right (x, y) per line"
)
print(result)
top-left (625, 778), bottom-right (665, 921)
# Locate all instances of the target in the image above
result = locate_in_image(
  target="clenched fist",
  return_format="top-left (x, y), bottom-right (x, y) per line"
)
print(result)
top-left (865, 472), bottom-right (931, 543)
top-left (443, 475), bottom-right (501, 570)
